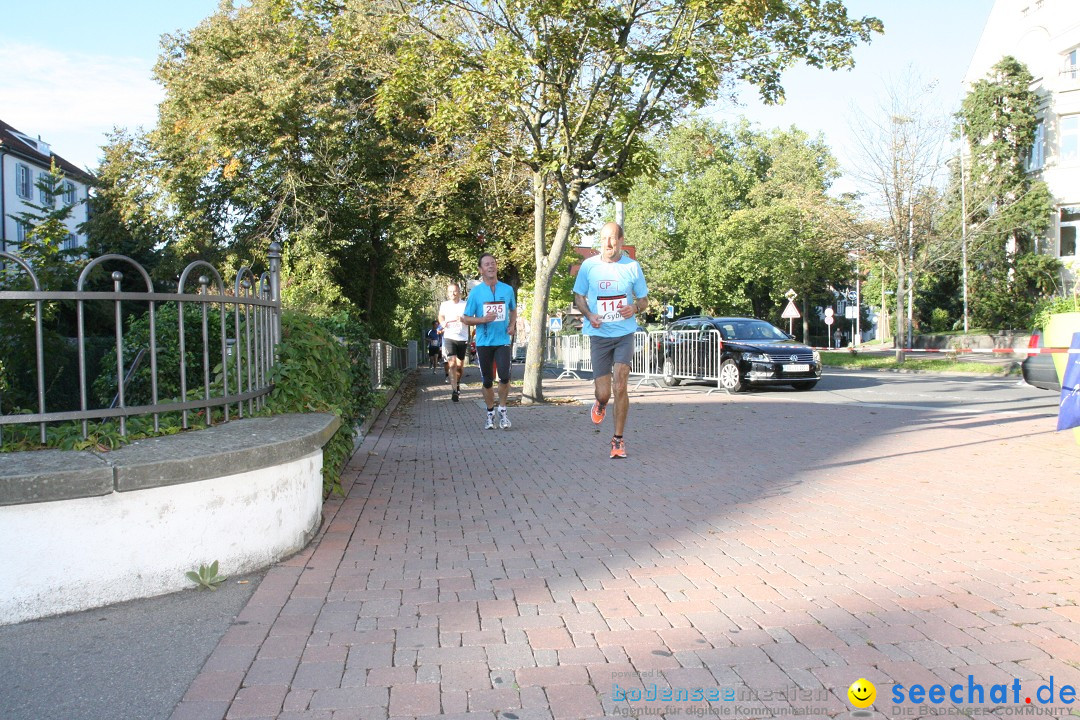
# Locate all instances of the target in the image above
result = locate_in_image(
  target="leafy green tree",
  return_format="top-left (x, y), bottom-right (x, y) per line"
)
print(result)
top-left (956, 56), bottom-right (1057, 328)
top-left (1, 163), bottom-right (87, 411)
top-left (145, 0), bottom-right (532, 339)
top-left (625, 120), bottom-right (855, 339)
top-left (82, 130), bottom-right (171, 284)
top-left (6, 162), bottom-right (83, 292)
top-left (381, 0), bottom-right (882, 400)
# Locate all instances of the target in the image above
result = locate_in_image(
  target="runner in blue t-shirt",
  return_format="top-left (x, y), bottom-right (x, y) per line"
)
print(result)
top-left (572, 222), bottom-right (649, 459)
top-left (462, 253), bottom-right (517, 430)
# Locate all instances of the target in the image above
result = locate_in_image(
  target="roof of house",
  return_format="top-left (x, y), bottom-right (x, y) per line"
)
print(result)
top-left (0, 118), bottom-right (95, 184)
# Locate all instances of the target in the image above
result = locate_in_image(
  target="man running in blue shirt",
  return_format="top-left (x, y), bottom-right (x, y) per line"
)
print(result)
top-left (462, 253), bottom-right (517, 430)
top-left (573, 222), bottom-right (649, 458)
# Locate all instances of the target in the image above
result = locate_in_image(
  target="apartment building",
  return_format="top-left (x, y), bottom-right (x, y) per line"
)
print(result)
top-left (964, 0), bottom-right (1080, 291)
top-left (0, 118), bottom-right (94, 256)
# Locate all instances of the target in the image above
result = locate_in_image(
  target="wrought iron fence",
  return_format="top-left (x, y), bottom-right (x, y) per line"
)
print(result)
top-left (370, 339), bottom-right (409, 388)
top-left (0, 243), bottom-right (282, 445)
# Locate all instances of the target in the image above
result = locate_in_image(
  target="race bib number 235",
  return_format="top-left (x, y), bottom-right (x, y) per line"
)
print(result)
top-left (483, 301), bottom-right (507, 322)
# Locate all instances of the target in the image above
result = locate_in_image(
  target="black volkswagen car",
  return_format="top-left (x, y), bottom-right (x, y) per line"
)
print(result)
top-left (1021, 328), bottom-right (1061, 392)
top-left (662, 316), bottom-right (821, 391)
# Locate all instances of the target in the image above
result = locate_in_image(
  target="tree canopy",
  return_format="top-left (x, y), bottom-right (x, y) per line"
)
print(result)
top-left (956, 55), bottom-right (1058, 328)
top-left (381, 0), bottom-right (882, 399)
top-left (93, 0), bottom-right (530, 340)
top-left (625, 119), bottom-right (856, 335)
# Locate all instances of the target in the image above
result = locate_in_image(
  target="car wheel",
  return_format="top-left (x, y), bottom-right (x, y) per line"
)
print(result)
top-left (717, 359), bottom-right (743, 392)
top-left (662, 358), bottom-right (681, 386)
top-left (790, 381), bottom-right (817, 391)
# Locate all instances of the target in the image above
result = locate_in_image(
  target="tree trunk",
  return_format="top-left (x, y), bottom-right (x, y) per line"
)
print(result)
top-left (521, 175), bottom-right (580, 404)
top-left (801, 297), bottom-right (809, 344)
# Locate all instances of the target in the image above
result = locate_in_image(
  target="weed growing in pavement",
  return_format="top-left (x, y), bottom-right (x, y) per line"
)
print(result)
top-left (186, 561), bottom-right (227, 590)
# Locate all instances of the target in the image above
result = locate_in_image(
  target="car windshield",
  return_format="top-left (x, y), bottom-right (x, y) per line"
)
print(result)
top-left (721, 321), bottom-right (788, 341)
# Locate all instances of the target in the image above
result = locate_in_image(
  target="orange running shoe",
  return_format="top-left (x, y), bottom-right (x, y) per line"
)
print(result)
top-left (591, 401), bottom-right (607, 425)
top-left (610, 437), bottom-right (626, 459)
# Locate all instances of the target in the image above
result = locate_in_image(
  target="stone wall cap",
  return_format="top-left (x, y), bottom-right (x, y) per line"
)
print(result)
top-left (0, 413), bottom-right (341, 503)
top-left (0, 450), bottom-right (113, 505)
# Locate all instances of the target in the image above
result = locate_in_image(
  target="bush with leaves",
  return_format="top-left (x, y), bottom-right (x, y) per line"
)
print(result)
top-left (312, 308), bottom-right (376, 422)
top-left (92, 303), bottom-right (231, 407)
top-left (267, 311), bottom-right (359, 495)
top-left (930, 308), bottom-right (950, 334)
top-left (1033, 294), bottom-right (1080, 332)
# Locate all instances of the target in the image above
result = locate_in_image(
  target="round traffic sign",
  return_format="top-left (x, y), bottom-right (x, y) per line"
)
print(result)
top-left (824, 307), bottom-right (834, 317)
top-left (824, 316), bottom-right (834, 325)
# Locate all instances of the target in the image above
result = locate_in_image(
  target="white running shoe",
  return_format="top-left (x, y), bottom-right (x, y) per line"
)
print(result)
top-left (498, 408), bottom-right (511, 430)
top-left (485, 413), bottom-right (495, 430)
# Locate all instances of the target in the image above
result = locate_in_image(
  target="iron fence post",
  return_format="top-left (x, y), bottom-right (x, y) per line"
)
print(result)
top-left (268, 241), bottom-right (282, 346)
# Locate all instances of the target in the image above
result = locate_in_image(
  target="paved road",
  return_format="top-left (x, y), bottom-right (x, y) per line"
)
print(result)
top-left (666, 368), bottom-right (1061, 418)
top-left (167, 366), bottom-right (1078, 720)
top-left (5, 364), bottom-right (1079, 720)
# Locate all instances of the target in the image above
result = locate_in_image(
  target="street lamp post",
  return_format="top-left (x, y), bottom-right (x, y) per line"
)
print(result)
top-left (855, 253), bottom-right (861, 346)
top-left (959, 130), bottom-right (969, 334)
top-left (848, 248), bottom-right (862, 347)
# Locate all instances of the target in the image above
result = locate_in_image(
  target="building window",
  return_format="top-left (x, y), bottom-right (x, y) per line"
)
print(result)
top-left (1027, 121), bottom-right (1045, 170)
top-left (1064, 49), bottom-right (1078, 80)
top-left (1061, 207), bottom-right (1079, 257)
top-left (62, 182), bottom-right (77, 205)
top-left (64, 234), bottom-right (79, 252)
top-left (15, 163), bottom-right (32, 199)
top-left (16, 222), bottom-right (29, 244)
top-left (1061, 115), bottom-right (1080, 162)
top-left (38, 173), bottom-right (56, 207)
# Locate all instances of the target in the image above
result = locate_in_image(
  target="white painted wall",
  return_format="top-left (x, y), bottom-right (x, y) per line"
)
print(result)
top-left (0, 449), bottom-right (324, 625)
top-left (964, 0), bottom-right (1080, 287)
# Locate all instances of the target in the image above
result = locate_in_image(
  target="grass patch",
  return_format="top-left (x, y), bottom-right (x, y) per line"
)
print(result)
top-left (820, 351), bottom-right (1017, 375)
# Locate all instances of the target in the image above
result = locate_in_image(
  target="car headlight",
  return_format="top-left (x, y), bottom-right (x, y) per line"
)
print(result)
top-left (812, 350), bottom-right (821, 364)
top-left (746, 353), bottom-right (770, 363)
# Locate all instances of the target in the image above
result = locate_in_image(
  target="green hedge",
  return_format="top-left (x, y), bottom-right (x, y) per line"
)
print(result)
top-left (267, 309), bottom-right (376, 495)
top-left (5, 307), bottom-right (388, 499)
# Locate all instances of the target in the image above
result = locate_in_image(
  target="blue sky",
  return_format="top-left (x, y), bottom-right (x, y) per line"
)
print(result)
top-left (0, 0), bottom-right (994, 193)
top-left (0, 1), bottom-right (220, 168)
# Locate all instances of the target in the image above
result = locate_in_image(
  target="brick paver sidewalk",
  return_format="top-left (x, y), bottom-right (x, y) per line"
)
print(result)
top-left (173, 369), bottom-right (1080, 720)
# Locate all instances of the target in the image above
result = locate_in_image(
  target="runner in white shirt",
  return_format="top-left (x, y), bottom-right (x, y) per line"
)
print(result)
top-left (438, 282), bottom-right (471, 402)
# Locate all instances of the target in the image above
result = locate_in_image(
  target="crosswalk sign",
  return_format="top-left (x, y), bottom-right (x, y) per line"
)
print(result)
top-left (549, 317), bottom-right (563, 331)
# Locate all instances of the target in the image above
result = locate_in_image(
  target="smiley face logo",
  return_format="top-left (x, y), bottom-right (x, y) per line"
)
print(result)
top-left (847, 678), bottom-right (876, 709)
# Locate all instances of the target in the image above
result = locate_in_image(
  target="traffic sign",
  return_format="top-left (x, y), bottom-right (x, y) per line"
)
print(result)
top-left (665, 304), bottom-right (675, 319)
top-left (781, 301), bottom-right (801, 319)
top-left (844, 306), bottom-right (858, 319)
top-left (824, 307), bottom-right (834, 317)
top-left (549, 317), bottom-right (563, 331)
top-left (824, 316), bottom-right (834, 326)
top-left (785, 289), bottom-right (798, 301)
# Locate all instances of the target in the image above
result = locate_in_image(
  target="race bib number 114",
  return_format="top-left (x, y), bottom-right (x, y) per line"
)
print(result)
top-left (597, 294), bottom-right (627, 323)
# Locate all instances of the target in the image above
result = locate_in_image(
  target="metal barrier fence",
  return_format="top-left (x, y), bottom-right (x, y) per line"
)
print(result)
top-left (552, 330), bottom-right (725, 387)
top-left (0, 244), bottom-right (282, 444)
top-left (370, 339), bottom-right (409, 388)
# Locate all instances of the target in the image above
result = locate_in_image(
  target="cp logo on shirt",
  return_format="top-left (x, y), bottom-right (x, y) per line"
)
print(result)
top-left (599, 281), bottom-right (614, 290)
